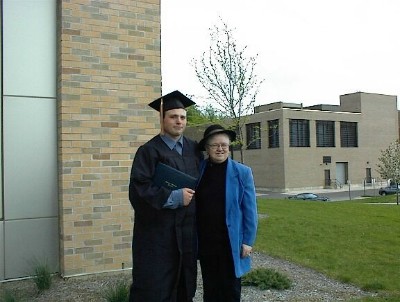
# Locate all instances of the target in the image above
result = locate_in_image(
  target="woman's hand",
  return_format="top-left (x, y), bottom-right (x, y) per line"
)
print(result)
top-left (241, 244), bottom-right (252, 258)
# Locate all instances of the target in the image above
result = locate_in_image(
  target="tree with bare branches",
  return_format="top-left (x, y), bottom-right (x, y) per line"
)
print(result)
top-left (191, 19), bottom-right (265, 162)
top-left (376, 140), bottom-right (400, 205)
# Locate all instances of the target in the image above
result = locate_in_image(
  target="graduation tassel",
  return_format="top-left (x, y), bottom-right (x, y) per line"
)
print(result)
top-left (160, 98), bottom-right (164, 135)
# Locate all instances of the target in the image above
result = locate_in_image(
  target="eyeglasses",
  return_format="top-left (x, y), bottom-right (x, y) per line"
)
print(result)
top-left (207, 143), bottom-right (230, 150)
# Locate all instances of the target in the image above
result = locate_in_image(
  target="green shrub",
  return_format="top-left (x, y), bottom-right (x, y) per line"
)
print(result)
top-left (101, 280), bottom-right (129, 302)
top-left (362, 282), bottom-right (386, 291)
top-left (32, 262), bottom-right (52, 292)
top-left (0, 290), bottom-right (20, 302)
top-left (242, 267), bottom-right (292, 290)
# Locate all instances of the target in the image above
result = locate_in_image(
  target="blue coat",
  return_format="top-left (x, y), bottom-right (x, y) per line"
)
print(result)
top-left (198, 157), bottom-right (258, 277)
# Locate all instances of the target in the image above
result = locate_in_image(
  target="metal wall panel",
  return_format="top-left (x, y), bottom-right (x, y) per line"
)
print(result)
top-left (0, 223), bottom-right (4, 280)
top-left (4, 97), bottom-right (58, 220)
top-left (4, 218), bottom-right (59, 279)
top-left (3, 0), bottom-right (56, 97)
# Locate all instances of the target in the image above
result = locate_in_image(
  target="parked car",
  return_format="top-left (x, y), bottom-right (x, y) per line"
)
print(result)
top-left (378, 185), bottom-right (400, 196)
top-left (287, 193), bottom-right (330, 201)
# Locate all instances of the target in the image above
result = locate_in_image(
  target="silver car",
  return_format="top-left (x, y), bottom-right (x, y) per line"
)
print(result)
top-left (287, 193), bottom-right (330, 201)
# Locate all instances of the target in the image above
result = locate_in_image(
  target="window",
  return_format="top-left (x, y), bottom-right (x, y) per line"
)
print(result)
top-left (289, 119), bottom-right (310, 147)
top-left (340, 122), bottom-right (358, 147)
top-left (246, 122), bottom-right (261, 149)
top-left (316, 120), bottom-right (335, 147)
top-left (268, 119), bottom-right (279, 148)
top-left (323, 156), bottom-right (331, 164)
top-left (366, 168), bottom-right (372, 184)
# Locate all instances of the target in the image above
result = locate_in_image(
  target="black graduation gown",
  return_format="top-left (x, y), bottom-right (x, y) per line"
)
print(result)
top-left (129, 135), bottom-right (202, 302)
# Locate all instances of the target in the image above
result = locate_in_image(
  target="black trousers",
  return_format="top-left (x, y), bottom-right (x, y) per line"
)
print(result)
top-left (199, 253), bottom-right (241, 302)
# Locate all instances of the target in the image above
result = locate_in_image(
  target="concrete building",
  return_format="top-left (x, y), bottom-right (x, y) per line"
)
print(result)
top-left (223, 92), bottom-right (399, 192)
top-left (188, 92), bottom-right (398, 192)
top-left (1, 0), bottom-right (161, 281)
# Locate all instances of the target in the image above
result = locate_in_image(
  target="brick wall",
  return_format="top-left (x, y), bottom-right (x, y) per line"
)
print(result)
top-left (58, 0), bottom-right (160, 277)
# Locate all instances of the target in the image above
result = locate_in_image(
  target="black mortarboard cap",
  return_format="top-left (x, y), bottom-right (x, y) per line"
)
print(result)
top-left (148, 90), bottom-right (196, 113)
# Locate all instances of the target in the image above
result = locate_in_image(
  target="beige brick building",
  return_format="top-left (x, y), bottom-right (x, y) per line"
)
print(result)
top-left (250, 92), bottom-right (398, 191)
top-left (1, 0), bottom-right (160, 280)
top-left (189, 92), bottom-right (398, 192)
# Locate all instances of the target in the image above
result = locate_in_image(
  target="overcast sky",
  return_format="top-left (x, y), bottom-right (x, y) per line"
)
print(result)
top-left (160, 0), bottom-right (400, 109)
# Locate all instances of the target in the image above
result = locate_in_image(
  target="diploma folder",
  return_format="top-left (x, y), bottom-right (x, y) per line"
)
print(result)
top-left (153, 162), bottom-right (198, 190)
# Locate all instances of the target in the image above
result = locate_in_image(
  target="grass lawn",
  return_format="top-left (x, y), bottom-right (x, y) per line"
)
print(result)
top-left (255, 195), bottom-right (400, 301)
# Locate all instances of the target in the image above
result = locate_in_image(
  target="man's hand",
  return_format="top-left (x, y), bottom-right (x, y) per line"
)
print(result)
top-left (241, 244), bottom-right (252, 258)
top-left (182, 188), bottom-right (195, 206)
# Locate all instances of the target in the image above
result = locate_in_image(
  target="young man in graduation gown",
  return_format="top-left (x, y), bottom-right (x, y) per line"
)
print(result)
top-left (128, 91), bottom-right (203, 302)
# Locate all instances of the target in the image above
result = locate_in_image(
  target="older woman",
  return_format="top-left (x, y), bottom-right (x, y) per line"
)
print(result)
top-left (196, 124), bottom-right (258, 302)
